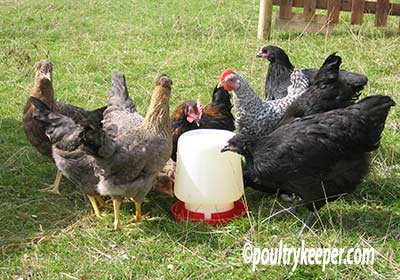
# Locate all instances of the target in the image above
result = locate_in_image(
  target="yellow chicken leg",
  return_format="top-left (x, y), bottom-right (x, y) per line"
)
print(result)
top-left (40, 169), bottom-right (62, 194)
top-left (94, 194), bottom-right (108, 209)
top-left (87, 194), bottom-right (102, 218)
top-left (113, 197), bottom-right (123, 230)
top-left (134, 201), bottom-right (143, 221)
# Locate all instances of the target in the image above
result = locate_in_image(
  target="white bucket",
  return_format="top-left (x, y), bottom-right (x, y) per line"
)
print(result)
top-left (174, 129), bottom-right (244, 219)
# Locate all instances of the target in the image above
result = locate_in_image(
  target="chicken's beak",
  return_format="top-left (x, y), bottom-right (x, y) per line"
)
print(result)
top-left (221, 144), bottom-right (231, 153)
top-left (153, 179), bottom-right (175, 198)
top-left (217, 81), bottom-right (224, 88)
top-left (157, 187), bottom-right (174, 198)
top-left (164, 187), bottom-right (174, 198)
top-left (43, 72), bottom-right (51, 81)
top-left (194, 117), bottom-right (200, 127)
top-left (256, 50), bottom-right (269, 58)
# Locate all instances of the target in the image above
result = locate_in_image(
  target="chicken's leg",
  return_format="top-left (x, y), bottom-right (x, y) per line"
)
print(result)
top-left (87, 194), bottom-right (102, 218)
top-left (40, 169), bottom-right (62, 194)
top-left (134, 201), bottom-right (143, 221)
top-left (298, 211), bottom-right (316, 236)
top-left (94, 194), bottom-right (110, 209)
top-left (113, 196), bottom-right (123, 230)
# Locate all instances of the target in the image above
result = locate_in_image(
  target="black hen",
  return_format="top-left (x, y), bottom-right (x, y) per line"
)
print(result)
top-left (199, 85), bottom-right (235, 130)
top-left (257, 45), bottom-right (368, 100)
top-left (257, 46), bottom-right (294, 100)
top-left (222, 95), bottom-right (395, 235)
top-left (279, 53), bottom-right (362, 126)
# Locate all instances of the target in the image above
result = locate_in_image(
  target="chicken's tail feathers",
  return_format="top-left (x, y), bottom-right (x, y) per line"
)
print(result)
top-left (107, 71), bottom-right (136, 112)
top-left (314, 53), bottom-right (341, 83)
top-left (30, 96), bottom-right (51, 113)
top-left (30, 97), bottom-right (84, 151)
top-left (212, 83), bottom-right (233, 109)
top-left (80, 121), bottom-right (116, 159)
top-left (88, 106), bottom-right (107, 125)
top-left (357, 95), bottom-right (396, 151)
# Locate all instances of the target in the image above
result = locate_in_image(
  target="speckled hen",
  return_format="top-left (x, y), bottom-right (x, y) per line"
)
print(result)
top-left (219, 68), bottom-right (309, 137)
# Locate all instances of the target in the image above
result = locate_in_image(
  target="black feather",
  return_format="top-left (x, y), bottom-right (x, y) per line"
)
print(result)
top-left (279, 53), bottom-right (363, 126)
top-left (259, 46), bottom-right (368, 100)
top-left (226, 95), bottom-right (395, 214)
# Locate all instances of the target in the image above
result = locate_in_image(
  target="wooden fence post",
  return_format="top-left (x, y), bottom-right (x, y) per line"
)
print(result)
top-left (303, 0), bottom-right (317, 20)
top-left (351, 0), bottom-right (365, 25)
top-left (376, 0), bottom-right (390, 27)
top-left (258, 0), bottom-right (274, 39)
top-left (279, 0), bottom-right (293, 19)
top-left (327, 0), bottom-right (341, 24)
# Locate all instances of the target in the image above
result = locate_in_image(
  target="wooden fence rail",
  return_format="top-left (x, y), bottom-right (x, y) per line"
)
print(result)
top-left (257, 0), bottom-right (400, 38)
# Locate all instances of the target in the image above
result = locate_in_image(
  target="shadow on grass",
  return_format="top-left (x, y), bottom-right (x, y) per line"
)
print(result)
top-left (0, 118), bottom-right (92, 259)
top-left (162, 173), bottom-right (400, 242)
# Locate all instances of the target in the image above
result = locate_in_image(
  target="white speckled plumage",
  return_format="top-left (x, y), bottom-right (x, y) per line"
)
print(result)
top-left (232, 70), bottom-right (309, 137)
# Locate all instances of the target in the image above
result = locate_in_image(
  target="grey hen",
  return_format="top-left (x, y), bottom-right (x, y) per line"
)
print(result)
top-left (30, 97), bottom-right (106, 217)
top-left (82, 72), bottom-right (173, 230)
top-left (219, 68), bottom-right (309, 137)
top-left (22, 60), bottom-right (105, 194)
top-left (257, 45), bottom-right (368, 100)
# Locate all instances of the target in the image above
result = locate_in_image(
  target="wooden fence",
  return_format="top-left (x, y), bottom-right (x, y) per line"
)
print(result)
top-left (257, 0), bottom-right (400, 38)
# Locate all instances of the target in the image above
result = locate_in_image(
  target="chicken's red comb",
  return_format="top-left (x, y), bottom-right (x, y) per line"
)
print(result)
top-left (220, 68), bottom-right (235, 83)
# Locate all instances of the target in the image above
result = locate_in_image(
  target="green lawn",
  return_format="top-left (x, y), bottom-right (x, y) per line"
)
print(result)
top-left (1, 0), bottom-right (399, 279)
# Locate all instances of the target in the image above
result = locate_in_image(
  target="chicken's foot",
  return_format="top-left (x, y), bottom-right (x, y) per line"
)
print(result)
top-left (298, 211), bottom-right (316, 236)
top-left (94, 194), bottom-right (111, 210)
top-left (87, 194), bottom-right (102, 218)
top-left (40, 169), bottom-right (62, 194)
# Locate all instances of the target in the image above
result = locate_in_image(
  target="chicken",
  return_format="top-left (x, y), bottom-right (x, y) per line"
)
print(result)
top-left (22, 60), bottom-right (105, 194)
top-left (30, 97), bottom-right (107, 217)
top-left (171, 85), bottom-right (234, 161)
top-left (81, 72), bottom-right (173, 230)
top-left (219, 68), bottom-right (309, 137)
top-left (222, 95), bottom-right (395, 235)
top-left (171, 100), bottom-right (202, 162)
top-left (256, 45), bottom-right (368, 100)
top-left (279, 53), bottom-right (362, 126)
top-left (154, 159), bottom-right (176, 197)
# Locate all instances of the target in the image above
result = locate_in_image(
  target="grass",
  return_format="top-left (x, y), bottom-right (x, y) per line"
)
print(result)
top-left (0, 0), bottom-right (399, 279)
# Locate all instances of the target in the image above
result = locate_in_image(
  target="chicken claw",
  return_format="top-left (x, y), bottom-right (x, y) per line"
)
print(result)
top-left (87, 194), bottom-right (102, 218)
top-left (39, 169), bottom-right (62, 194)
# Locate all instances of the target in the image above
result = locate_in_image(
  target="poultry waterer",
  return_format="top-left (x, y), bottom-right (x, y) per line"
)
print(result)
top-left (171, 129), bottom-right (246, 226)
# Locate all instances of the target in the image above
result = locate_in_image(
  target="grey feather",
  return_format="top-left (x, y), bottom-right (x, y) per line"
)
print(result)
top-left (89, 72), bottom-right (172, 203)
top-left (233, 70), bottom-right (309, 137)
